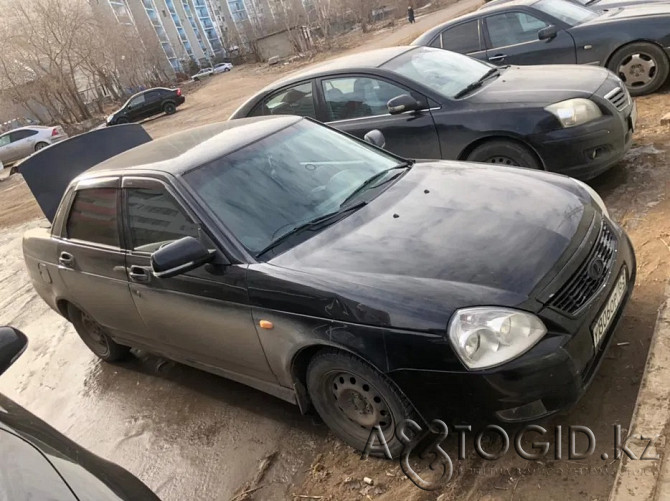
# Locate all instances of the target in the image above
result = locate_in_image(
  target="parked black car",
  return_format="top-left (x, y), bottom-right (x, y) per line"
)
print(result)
top-left (106, 87), bottom-right (185, 126)
top-left (484, 0), bottom-right (670, 11)
top-left (0, 327), bottom-right (159, 500)
top-left (413, 0), bottom-right (670, 96)
top-left (231, 46), bottom-right (634, 180)
top-left (21, 118), bottom-right (635, 456)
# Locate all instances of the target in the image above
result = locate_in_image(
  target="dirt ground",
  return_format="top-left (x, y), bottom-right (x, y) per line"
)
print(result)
top-left (1, 0), bottom-right (669, 499)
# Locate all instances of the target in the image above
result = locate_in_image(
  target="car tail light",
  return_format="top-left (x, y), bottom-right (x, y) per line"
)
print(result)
top-left (51, 128), bottom-right (59, 136)
top-left (176, 88), bottom-right (182, 97)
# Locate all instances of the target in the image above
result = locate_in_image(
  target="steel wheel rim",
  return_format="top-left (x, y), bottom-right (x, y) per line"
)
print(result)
top-left (618, 52), bottom-right (657, 89)
top-left (80, 312), bottom-right (110, 355)
top-left (328, 371), bottom-right (393, 431)
top-left (35, 143), bottom-right (46, 150)
top-left (487, 156), bottom-right (519, 166)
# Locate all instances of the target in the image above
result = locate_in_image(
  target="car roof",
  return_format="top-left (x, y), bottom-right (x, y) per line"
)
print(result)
top-left (412, 0), bottom-right (538, 43)
top-left (255, 46), bottom-right (417, 92)
top-left (86, 116), bottom-right (302, 178)
top-left (2, 126), bottom-right (50, 133)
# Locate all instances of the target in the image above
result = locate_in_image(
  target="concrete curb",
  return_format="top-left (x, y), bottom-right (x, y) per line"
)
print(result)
top-left (610, 283), bottom-right (670, 501)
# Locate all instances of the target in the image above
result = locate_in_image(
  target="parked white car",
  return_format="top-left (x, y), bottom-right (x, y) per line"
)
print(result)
top-left (0, 126), bottom-right (68, 166)
top-left (191, 68), bottom-right (214, 81)
top-left (213, 62), bottom-right (233, 74)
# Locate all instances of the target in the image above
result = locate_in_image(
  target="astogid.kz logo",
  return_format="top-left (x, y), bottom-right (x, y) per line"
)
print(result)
top-left (361, 419), bottom-right (660, 491)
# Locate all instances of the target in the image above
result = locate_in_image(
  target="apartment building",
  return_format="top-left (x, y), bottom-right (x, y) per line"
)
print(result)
top-left (92, 0), bottom-right (228, 73)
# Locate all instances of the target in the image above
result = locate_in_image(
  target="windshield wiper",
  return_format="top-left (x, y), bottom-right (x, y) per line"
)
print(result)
top-left (256, 201), bottom-right (368, 258)
top-left (453, 68), bottom-right (500, 99)
top-left (339, 163), bottom-right (411, 208)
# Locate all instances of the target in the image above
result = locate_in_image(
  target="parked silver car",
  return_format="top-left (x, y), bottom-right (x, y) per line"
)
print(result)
top-left (0, 126), bottom-right (68, 165)
top-left (213, 62), bottom-right (233, 73)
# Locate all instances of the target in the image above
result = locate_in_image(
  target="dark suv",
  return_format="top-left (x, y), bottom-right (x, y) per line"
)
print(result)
top-left (106, 87), bottom-right (185, 126)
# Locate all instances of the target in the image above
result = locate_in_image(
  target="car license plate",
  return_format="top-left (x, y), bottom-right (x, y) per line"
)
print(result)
top-left (628, 102), bottom-right (637, 133)
top-left (591, 268), bottom-right (627, 348)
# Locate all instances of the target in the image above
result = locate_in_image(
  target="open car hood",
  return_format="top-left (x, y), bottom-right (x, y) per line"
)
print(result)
top-left (18, 124), bottom-right (152, 222)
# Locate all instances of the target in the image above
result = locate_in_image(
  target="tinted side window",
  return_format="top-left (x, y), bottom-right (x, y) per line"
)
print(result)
top-left (486, 12), bottom-right (548, 48)
top-left (10, 130), bottom-right (38, 142)
top-left (66, 188), bottom-right (120, 247)
top-left (321, 77), bottom-right (408, 121)
top-left (441, 20), bottom-right (481, 53)
top-left (253, 82), bottom-right (316, 119)
top-left (125, 187), bottom-right (199, 252)
top-left (146, 90), bottom-right (162, 100)
top-left (129, 94), bottom-right (146, 107)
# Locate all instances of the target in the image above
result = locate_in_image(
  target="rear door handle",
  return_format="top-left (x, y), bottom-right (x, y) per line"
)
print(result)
top-left (488, 54), bottom-right (507, 63)
top-left (128, 265), bottom-right (150, 283)
top-left (59, 252), bottom-right (74, 267)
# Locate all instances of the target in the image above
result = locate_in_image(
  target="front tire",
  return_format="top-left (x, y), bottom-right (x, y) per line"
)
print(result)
top-left (466, 140), bottom-right (541, 169)
top-left (607, 42), bottom-right (669, 96)
top-left (163, 102), bottom-right (176, 115)
top-left (115, 116), bottom-right (129, 125)
top-left (68, 304), bottom-right (130, 362)
top-left (306, 351), bottom-right (416, 458)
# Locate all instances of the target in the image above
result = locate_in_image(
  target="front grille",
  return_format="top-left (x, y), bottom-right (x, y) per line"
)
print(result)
top-left (548, 221), bottom-right (618, 315)
top-left (604, 86), bottom-right (630, 112)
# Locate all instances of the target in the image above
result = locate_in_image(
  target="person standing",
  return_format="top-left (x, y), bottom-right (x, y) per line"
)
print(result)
top-left (407, 5), bottom-right (415, 23)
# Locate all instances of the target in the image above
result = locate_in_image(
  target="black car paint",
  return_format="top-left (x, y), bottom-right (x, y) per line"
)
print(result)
top-left (230, 47), bottom-right (634, 179)
top-left (485, 0), bottom-right (670, 13)
top-left (413, 1), bottom-right (670, 72)
top-left (0, 327), bottom-right (159, 500)
top-left (107, 88), bottom-right (185, 126)
top-left (22, 117), bottom-right (636, 423)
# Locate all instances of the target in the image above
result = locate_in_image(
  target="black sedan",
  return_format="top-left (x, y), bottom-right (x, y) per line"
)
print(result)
top-left (231, 46), bottom-right (634, 180)
top-left (0, 327), bottom-right (159, 500)
top-left (413, 0), bottom-right (670, 96)
top-left (21, 118), bottom-right (635, 456)
top-left (106, 87), bottom-right (185, 126)
top-left (484, 0), bottom-right (670, 11)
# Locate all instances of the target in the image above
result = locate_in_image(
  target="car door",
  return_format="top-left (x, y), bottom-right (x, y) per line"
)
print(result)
top-left (143, 90), bottom-right (163, 118)
top-left (56, 179), bottom-right (146, 340)
top-left (319, 75), bottom-right (442, 160)
top-left (9, 130), bottom-right (39, 160)
top-left (121, 176), bottom-right (277, 383)
top-left (0, 132), bottom-right (13, 164)
top-left (432, 19), bottom-right (488, 61)
top-left (483, 11), bottom-right (576, 66)
top-left (125, 93), bottom-right (147, 122)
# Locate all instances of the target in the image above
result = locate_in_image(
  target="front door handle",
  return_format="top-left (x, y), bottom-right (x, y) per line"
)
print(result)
top-left (59, 252), bottom-right (74, 267)
top-left (488, 54), bottom-right (507, 63)
top-left (128, 265), bottom-right (150, 283)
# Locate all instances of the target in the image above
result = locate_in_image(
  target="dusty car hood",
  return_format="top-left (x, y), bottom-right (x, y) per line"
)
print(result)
top-left (264, 162), bottom-right (593, 331)
top-left (467, 65), bottom-right (609, 104)
top-left (589, 3), bottom-right (670, 18)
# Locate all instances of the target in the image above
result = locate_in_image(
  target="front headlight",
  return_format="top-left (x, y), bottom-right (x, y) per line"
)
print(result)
top-left (573, 179), bottom-right (609, 217)
top-left (448, 307), bottom-right (547, 370)
top-left (545, 98), bottom-right (602, 128)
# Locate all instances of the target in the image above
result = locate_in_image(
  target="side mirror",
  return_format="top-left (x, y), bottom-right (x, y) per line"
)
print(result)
top-left (364, 129), bottom-right (386, 148)
top-left (151, 236), bottom-right (216, 279)
top-left (387, 94), bottom-right (422, 115)
top-left (538, 25), bottom-right (557, 41)
top-left (0, 327), bottom-right (28, 376)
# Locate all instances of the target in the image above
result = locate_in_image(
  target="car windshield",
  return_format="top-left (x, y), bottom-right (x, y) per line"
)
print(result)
top-left (533, 0), bottom-right (598, 25)
top-left (382, 48), bottom-right (495, 99)
top-left (184, 120), bottom-right (404, 256)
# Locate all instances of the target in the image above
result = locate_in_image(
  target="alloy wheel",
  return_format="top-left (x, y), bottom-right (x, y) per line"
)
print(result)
top-left (618, 53), bottom-right (657, 89)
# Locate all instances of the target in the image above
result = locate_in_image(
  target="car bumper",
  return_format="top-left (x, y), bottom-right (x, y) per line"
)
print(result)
top-left (528, 103), bottom-right (635, 180)
top-left (389, 220), bottom-right (636, 423)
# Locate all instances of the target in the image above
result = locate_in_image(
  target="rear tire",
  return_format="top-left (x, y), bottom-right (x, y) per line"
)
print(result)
top-left (466, 140), bottom-right (541, 169)
top-left (68, 304), bottom-right (130, 362)
top-left (34, 142), bottom-right (48, 152)
top-left (607, 42), bottom-right (669, 96)
top-left (306, 350), bottom-right (416, 458)
top-left (163, 102), bottom-right (177, 115)
top-left (115, 117), bottom-right (129, 124)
